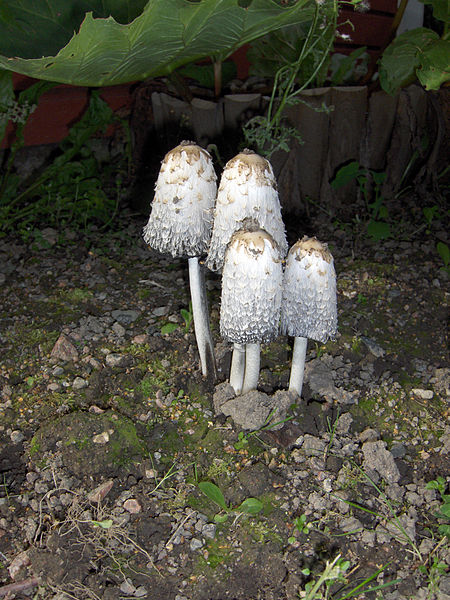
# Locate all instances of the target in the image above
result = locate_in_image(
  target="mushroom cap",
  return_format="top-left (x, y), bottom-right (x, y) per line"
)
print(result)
top-left (281, 236), bottom-right (337, 343)
top-left (206, 149), bottom-right (287, 272)
top-left (220, 229), bottom-right (283, 344)
top-left (143, 141), bottom-right (217, 258)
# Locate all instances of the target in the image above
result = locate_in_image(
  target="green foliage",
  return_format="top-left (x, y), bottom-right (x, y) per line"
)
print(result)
top-left (198, 480), bottom-right (264, 522)
top-left (436, 241), bottom-right (450, 274)
top-left (0, 84), bottom-right (127, 238)
top-left (299, 554), bottom-right (399, 600)
top-left (331, 161), bottom-right (390, 242)
top-left (426, 476), bottom-right (450, 539)
top-left (161, 322), bottom-right (179, 335)
top-left (0, 0), bottom-right (315, 87)
top-left (379, 0), bottom-right (449, 95)
top-left (243, 0), bottom-right (337, 158)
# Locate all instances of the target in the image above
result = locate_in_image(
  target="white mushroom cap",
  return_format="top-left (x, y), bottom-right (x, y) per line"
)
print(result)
top-left (220, 229), bottom-right (283, 345)
top-left (143, 141), bottom-right (217, 258)
top-left (281, 237), bottom-right (337, 343)
top-left (206, 150), bottom-right (287, 272)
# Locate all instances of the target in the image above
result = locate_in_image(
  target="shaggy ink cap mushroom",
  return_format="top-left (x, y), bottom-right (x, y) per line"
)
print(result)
top-left (206, 149), bottom-right (287, 272)
top-left (281, 236), bottom-right (337, 343)
top-left (143, 141), bottom-right (217, 258)
top-left (220, 229), bottom-right (283, 345)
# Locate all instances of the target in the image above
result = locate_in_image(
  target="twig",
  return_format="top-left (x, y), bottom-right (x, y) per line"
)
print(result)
top-left (0, 577), bottom-right (39, 597)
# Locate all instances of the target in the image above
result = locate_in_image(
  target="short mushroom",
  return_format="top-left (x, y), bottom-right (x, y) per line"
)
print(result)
top-left (220, 229), bottom-right (283, 395)
top-left (206, 149), bottom-right (287, 273)
top-left (143, 141), bottom-right (217, 379)
top-left (281, 237), bottom-right (337, 397)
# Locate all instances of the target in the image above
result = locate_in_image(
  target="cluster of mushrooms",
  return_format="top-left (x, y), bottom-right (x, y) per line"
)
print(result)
top-left (143, 141), bottom-right (337, 400)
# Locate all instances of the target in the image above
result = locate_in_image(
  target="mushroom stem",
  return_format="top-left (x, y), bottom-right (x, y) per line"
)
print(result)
top-left (229, 343), bottom-right (245, 395)
top-left (242, 342), bottom-right (261, 394)
top-left (288, 336), bottom-right (308, 397)
top-left (188, 257), bottom-right (217, 381)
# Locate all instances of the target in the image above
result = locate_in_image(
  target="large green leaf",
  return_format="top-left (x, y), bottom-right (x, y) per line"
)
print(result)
top-left (378, 27), bottom-right (448, 95)
top-left (0, 0), bottom-right (314, 87)
top-left (0, 1), bottom-right (148, 59)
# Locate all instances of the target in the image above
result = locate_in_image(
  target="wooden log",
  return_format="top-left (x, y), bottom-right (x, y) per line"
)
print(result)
top-left (191, 97), bottom-right (224, 145)
top-left (320, 86), bottom-right (368, 209)
top-left (361, 90), bottom-right (398, 171)
top-left (382, 84), bottom-right (428, 196)
top-left (223, 93), bottom-right (262, 129)
top-left (282, 87), bottom-right (332, 209)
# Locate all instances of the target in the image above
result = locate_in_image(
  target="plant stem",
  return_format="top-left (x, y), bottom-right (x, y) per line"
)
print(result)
top-left (230, 343), bottom-right (246, 395)
top-left (188, 257), bottom-right (217, 381)
top-left (242, 342), bottom-right (260, 394)
top-left (288, 336), bottom-right (308, 397)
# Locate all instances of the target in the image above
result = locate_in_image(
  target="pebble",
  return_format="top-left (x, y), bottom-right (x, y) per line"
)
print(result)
top-left (10, 430), bottom-right (24, 443)
top-left (112, 322), bottom-right (126, 336)
top-left (411, 388), bottom-right (433, 400)
top-left (123, 499), bottom-right (142, 514)
top-left (93, 431), bottom-right (110, 444)
top-left (189, 538), bottom-right (203, 551)
top-left (72, 376), bottom-right (88, 389)
top-left (111, 309), bottom-right (141, 324)
top-left (202, 523), bottom-right (216, 539)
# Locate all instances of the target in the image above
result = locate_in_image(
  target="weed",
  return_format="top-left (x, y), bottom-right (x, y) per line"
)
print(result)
top-left (299, 554), bottom-right (400, 599)
top-left (198, 480), bottom-right (263, 523)
top-left (426, 477), bottom-right (450, 539)
top-left (331, 161), bottom-right (391, 242)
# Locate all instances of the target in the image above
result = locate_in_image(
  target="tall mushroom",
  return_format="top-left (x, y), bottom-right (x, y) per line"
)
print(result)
top-left (220, 229), bottom-right (283, 395)
top-left (206, 149), bottom-right (287, 387)
top-left (281, 237), bottom-right (337, 397)
top-left (143, 141), bottom-right (217, 380)
top-left (206, 149), bottom-right (287, 273)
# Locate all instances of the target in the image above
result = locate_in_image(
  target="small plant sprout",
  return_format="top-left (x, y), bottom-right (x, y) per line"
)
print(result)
top-left (220, 229), bottom-right (283, 395)
top-left (206, 149), bottom-right (287, 272)
top-left (281, 237), bottom-right (337, 397)
top-left (143, 141), bottom-right (217, 380)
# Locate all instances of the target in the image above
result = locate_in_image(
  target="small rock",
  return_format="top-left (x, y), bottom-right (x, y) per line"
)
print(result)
top-left (336, 413), bottom-right (353, 434)
top-left (359, 428), bottom-right (380, 443)
top-left (8, 550), bottom-right (30, 579)
top-left (339, 516), bottom-right (363, 534)
top-left (362, 440), bottom-right (401, 484)
top-left (93, 431), bottom-right (110, 444)
top-left (152, 306), bottom-right (168, 317)
top-left (47, 383), bottom-right (60, 392)
top-left (213, 382), bottom-right (236, 413)
top-left (123, 499), bottom-right (142, 514)
top-left (112, 322), bottom-right (126, 336)
top-left (52, 366), bottom-right (64, 376)
top-left (88, 480), bottom-right (114, 503)
top-left (302, 434), bottom-right (326, 456)
top-left (40, 227), bottom-right (58, 246)
top-left (411, 388), bottom-right (433, 400)
top-left (111, 309), bottom-right (141, 325)
top-left (132, 334), bottom-right (148, 345)
top-left (119, 579), bottom-right (136, 595)
top-left (190, 538), bottom-right (203, 551)
top-left (202, 523), bottom-right (216, 539)
top-left (10, 430), bottom-right (24, 444)
top-left (135, 587), bottom-right (148, 598)
top-left (105, 353), bottom-right (133, 368)
top-left (50, 333), bottom-right (79, 362)
top-left (220, 390), bottom-right (273, 431)
top-left (361, 336), bottom-right (385, 357)
top-left (0, 273), bottom-right (5, 285)
top-left (390, 443), bottom-right (406, 458)
top-left (73, 376), bottom-right (88, 390)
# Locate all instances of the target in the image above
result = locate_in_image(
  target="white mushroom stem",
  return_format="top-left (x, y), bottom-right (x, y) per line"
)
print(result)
top-left (188, 257), bottom-right (217, 380)
top-left (242, 342), bottom-right (261, 394)
top-left (288, 336), bottom-right (308, 397)
top-left (229, 343), bottom-right (245, 395)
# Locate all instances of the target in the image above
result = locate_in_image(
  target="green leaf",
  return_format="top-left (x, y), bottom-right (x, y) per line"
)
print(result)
top-left (214, 513), bottom-right (229, 523)
top-left (367, 220), bottom-right (391, 241)
top-left (438, 503), bottom-right (450, 519)
top-left (92, 519), bottom-right (113, 529)
top-left (437, 241), bottom-right (450, 267)
top-left (438, 524), bottom-right (450, 538)
top-left (198, 481), bottom-right (229, 511)
top-left (0, 0), bottom-right (315, 87)
top-left (331, 161), bottom-right (361, 189)
top-left (161, 322), bottom-right (178, 335)
top-left (379, 28), bottom-right (440, 95)
top-left (237, 497), bottom-right (264, 515)
top-left (417, 39), bottom-right (450, 90)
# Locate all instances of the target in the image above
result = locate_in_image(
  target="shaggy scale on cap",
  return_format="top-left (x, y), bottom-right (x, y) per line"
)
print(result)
top-left (281, 237), bottom-right (337, 343)
top-left (143, 141), bottom-right (217, 258)
top-left (220, 229), bottom-right (282, 345)
top-left (206, 150), bottom-right (287, 272)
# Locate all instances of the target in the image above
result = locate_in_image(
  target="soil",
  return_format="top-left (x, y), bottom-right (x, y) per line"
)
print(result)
top-left (0, 197), bottom-right (449, 600)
